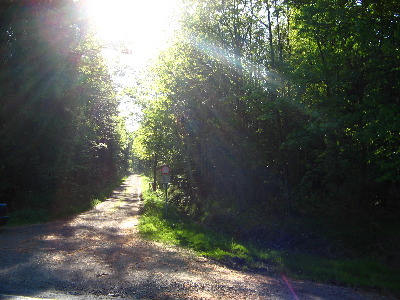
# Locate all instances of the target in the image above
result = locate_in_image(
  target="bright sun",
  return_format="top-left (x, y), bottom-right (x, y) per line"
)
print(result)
top-left (82, 0), bottom-right (181, 131)
top-left (84, 0), bottom-right (180, 67)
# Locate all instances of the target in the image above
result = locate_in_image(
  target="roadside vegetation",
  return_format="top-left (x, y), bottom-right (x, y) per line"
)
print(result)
top-left (139, 177), bottom-right (400, 294)
top-left (132, 1), bottom-right (400, 296)
top-left (0, 1), bottom-right (132, 225)
top-left (6, 174), bottom-right (129, 227)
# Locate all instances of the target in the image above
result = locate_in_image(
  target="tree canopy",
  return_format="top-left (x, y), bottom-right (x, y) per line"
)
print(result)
top-left (0, 0), bottom-right (130, 215)
top-left (131, 0), bottom-right (400, 264)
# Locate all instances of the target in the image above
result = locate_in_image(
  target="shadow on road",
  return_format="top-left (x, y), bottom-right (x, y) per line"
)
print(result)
top-left (0, 175), bottom-right (219, 299)
top-left (0, 175), bottom-right (394, 300)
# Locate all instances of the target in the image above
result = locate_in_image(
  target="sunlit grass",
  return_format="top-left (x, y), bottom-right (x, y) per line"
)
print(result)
top-left (138, 182), bottom-right (400, 293)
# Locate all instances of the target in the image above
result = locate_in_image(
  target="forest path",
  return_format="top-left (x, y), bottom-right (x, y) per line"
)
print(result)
top-left (0, 175), bottom-right (394, 299)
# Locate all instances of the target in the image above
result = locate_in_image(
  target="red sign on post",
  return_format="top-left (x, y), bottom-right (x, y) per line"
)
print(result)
top-left (160, 165), bottom-right (170, 175)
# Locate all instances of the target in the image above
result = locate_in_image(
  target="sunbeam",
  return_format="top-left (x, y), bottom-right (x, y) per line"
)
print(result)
top-left (188, 34), bottom-right (282, 90)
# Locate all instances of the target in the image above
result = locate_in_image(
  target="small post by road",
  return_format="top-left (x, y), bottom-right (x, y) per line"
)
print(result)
top-left (160, 165), bottom-right (171, 215)
top-left (163, 183), bottom-right (168, 214)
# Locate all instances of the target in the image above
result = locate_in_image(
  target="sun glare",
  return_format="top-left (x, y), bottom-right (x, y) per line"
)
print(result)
top-left (84, 0), bottom-right (180, 67)
top-left (82, 0), bottom-right (181, 132)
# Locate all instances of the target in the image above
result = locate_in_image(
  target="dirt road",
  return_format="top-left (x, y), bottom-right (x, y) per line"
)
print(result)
top-left (0, 175), bottom-right (396, 299)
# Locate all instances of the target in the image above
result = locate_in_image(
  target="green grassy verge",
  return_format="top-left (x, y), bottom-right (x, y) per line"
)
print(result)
top-left (5, 174), bottom-right (129, 227)
top-left (138, 182), bottom-right (400, 293)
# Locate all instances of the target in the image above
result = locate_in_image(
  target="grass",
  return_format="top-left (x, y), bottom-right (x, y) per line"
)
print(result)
top-left (7, 208), bottom-right (50, 226)
top-left (282, 253), bottom-right (400, 291)
top-left (138, 182), bottom-right (400, 294)
top-left (6, 197), bottom-right (103, 227)
top-left (5, 174), bottom-right (129, 227)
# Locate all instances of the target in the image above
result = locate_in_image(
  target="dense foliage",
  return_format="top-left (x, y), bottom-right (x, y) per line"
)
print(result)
top-left (139, 178), bottom-right (400, 292)
top-left (132, 0), bottom-right (400, 265)
top-left (0, 0), bottom-right (129, 217)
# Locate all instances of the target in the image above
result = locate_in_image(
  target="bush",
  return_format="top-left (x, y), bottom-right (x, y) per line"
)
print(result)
top-left (8, 209), bottom-right (49, 226)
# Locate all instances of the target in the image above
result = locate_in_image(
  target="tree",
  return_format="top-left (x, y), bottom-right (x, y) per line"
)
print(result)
top-left (131, 0), bottom-right (400, 260)
top-left (288, 0), bottom-right (400, 216)
top-left (0, 0), bottom-right (129, 214)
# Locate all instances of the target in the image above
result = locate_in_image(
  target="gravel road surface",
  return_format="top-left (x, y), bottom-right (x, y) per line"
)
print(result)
top-left (0, 175), bottom-right (397, 299)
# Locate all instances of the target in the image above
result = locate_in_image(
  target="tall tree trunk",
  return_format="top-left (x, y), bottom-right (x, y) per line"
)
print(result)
top-left (183, 132), bottom-right (200, 211)
top-left (274, 0), bottom-right (283, 62)
top-left (275, 109), bottom-right (292, 214)
top-left (266, 0), bottom-right (275, 65)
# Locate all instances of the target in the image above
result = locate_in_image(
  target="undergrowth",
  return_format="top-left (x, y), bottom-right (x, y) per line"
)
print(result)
top-left (6, 173), bottom-right (129, 226)
top-left (138, 179), bottom-right (400, 294)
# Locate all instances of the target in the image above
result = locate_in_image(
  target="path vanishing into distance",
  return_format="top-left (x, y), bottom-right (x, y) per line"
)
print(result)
top-left (0, 174), bottom-right (396, 300)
